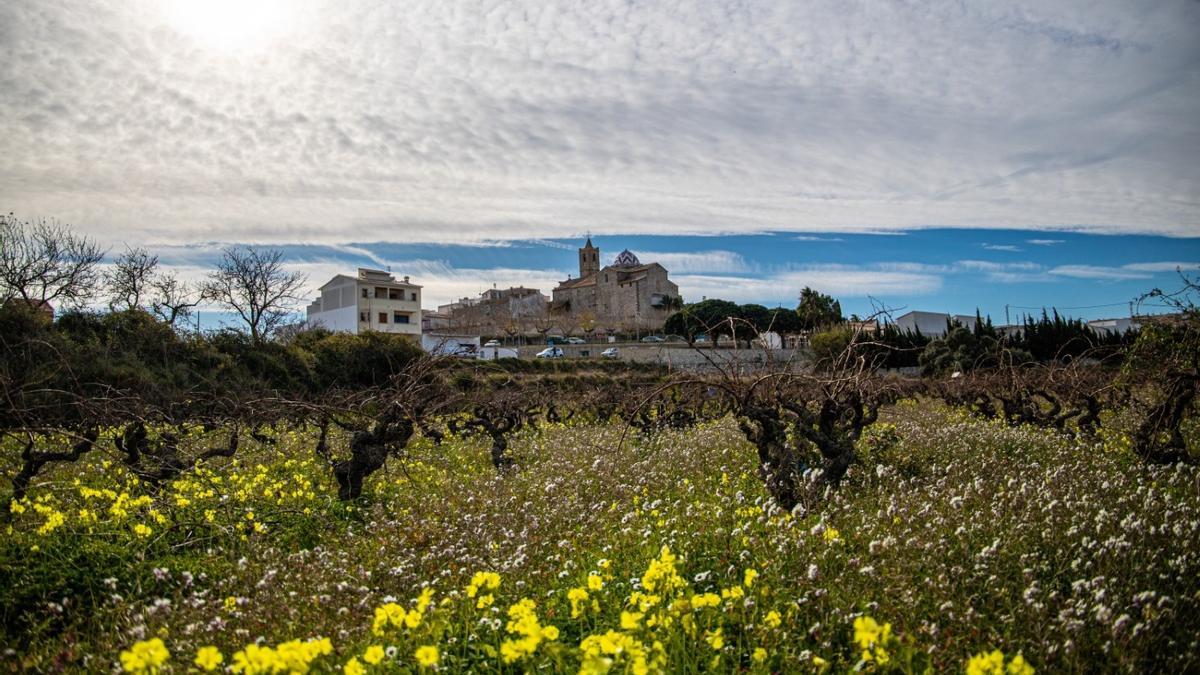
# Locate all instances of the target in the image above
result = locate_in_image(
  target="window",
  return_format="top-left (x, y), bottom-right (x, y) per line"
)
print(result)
top-left (378, 312), bottom-right (388, 324)
top-left (393, 312), bottom-right (409, 324)
top-left (361, 288), bottom-right (368, 298)
top-left (375, 287), bottom-right (387, 298)
top-left (359, 312), bottom-right (367, 322)
top-left (410, 292), bottom-right (417, 301)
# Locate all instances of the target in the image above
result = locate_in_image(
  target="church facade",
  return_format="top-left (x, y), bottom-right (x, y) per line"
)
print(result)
top-left (551, 238), bottom-right (682, 332)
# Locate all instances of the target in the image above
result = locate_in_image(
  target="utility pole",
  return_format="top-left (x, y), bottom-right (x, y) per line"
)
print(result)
top-left (1005, 304), bottom-right (1010, 326)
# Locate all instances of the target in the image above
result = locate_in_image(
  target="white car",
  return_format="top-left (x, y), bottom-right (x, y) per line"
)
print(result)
top-left (565, 337), bottom-right (586, 344)
top-left (483, 340), bottom-right (501, 347)
top-left (601, 347), bottom-right (619, 359)
top-left (641, 335), bottom-right (665, 343)
top-left (535, 347), bottom-right (564, 359)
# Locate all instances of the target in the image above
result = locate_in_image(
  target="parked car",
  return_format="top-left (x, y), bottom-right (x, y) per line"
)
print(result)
top-left (483, 339), bottom-right (501, 347)
top-left (600, 347), bottom-right (619, 359)
top-left (641, 335), bottom-right (665, 343)
top-left (535, 347), bottom-right (564, 358)
top-left (565, 337), bottom-right (586, 344)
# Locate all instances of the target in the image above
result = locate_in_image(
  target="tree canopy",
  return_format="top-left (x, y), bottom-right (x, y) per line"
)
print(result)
top-left (796, 287), bottom-right (843, 331)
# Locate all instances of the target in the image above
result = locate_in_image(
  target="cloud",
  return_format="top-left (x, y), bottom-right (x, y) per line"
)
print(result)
top-left (634, 250), bottom-right (750, 274)
top-left (676, 267), bottom-right (942, 305)
top-left (1048, 265), bottom-right (1150, 281)
top-left (519, 239), bottom-right (576, 252)
top-left (0, 0), bottom-right (1198, 245)
top-left (1026, 239), bottom-right (1065, 246)
top-left (953, 260), bottom-right (1050, 283)
top-left (1047, 261), bottom-right (1200, 281)
top-left (1121, 261), bottom-right (1200, 273)
top-left (982, 244), bottom-right (1022, 252)
top-left (793, 235), bottom-right (845, 242)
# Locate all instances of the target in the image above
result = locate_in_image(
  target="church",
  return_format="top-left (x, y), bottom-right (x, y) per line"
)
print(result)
top-left (551, 238), bottom-right (681, 332)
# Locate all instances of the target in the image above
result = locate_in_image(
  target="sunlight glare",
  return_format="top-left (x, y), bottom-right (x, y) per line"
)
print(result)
top-left (161, 0), bottom-right (292, 52)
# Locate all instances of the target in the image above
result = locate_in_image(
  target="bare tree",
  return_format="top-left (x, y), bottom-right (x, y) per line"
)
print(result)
top-left (106, 247), bottom-right (159, 311)
top-left (202, 246), bottom-right (306, 342)
top-left (149, 272), bottom-right (200, 327)
top-left (0, 213), bottom-right (104, 308)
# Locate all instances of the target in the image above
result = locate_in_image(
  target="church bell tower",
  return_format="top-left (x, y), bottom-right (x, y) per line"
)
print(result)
top-left (578, 236), bottom-right (600, 279)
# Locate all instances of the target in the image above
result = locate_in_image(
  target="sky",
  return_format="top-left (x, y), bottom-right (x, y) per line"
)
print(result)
top-left (1, 0), bottom-right (1198, 326)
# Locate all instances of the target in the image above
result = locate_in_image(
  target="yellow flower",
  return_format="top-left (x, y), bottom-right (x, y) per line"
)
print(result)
top-left (567, 587), bottom-right (590, 618)
top-left (416, 587), bottom-right (435, 613)
top-left (763, 610), bottom-right (782, 628)
top-left (965, 649), bottom-right (1035, 675)
top-left (743, 568), bottom-right (759, 587)
top-left (120, 638), bottom-right (169, 674)
top-left (194, 646), bottom-right (223, 671)
top-left (37, 509), bottom-right (65, 535)
top-left (587, 573), bottom-right (604, 591)
top-left (620, 611), bottom-right (644, 629)
top-left (1007, 654), bottom-right (1035, 675)
top-left (343, 656), bottom-right (365, 675)
top-left (415, 645), bottom-right (439, 668)
top-left (363, 645), bottom-right (385, 665)
top-left (752, 647), bottom-right (768, 663)
top-left (705, 628), bottom-right (724, 650)
top-left (853, 616), bottom-right (888, 649)
top-left (966, 649), bottom-right (1006, 675)
top-left (823, 528), bottom-right (841, 543)
top-left (466, 571), bottom-right (501, 598)
top-left (499, 598), bottom-right (552, 662)
top-left (404, 609), bottom-right (423, 629)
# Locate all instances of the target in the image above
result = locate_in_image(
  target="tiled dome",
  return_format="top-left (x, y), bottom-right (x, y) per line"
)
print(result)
top-left (613, 249), bottom-right (641, 267)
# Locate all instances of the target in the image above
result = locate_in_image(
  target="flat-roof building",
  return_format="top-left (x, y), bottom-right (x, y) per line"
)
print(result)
top-left (306, 268), bottom-right (422, 338)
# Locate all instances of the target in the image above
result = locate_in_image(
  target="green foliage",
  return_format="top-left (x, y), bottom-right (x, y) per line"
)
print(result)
top-left (665, 299), bottom-right (801, 345)
top-left (3, 409), bottom-right (1197, 672)
top-left (868, 323), bottom-right (931, 369)
top-left (919, 324), bottom-right (1004, 375)
top-left (1013, 309), bottom-right (1130, 362)
top-left (663, 298), bottom-right (740, 343)
top-left (797, 287), bottom-right (843, 331)
top-left (310, 331), bottom-right (423, 389)
top-left (809, 327), bottom-right (853, 364)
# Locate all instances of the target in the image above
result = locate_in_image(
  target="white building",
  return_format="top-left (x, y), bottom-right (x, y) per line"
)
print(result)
top-left (893, 311), bottom-right (979, 337)
top-left (306, 268), bottom-right (422, 338)
top-left (1087, 317), bottom-right (1140, 336)
top-left (420, 333), bottom-right (480, 356)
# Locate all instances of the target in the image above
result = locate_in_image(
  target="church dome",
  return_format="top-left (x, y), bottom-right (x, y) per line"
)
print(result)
top-left (613, 249), bottom-right (641, 267)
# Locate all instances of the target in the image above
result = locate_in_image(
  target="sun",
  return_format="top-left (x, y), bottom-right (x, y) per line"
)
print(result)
top-left (161, 0), bottom-right (292, 52)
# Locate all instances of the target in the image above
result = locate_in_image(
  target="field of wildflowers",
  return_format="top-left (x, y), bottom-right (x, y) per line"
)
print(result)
top-left (2, 401), bottom-right (1198, 673)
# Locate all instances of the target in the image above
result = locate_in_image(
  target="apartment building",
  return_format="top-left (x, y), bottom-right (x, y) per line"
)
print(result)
top-left (305, 268), bottom-right (422, 337)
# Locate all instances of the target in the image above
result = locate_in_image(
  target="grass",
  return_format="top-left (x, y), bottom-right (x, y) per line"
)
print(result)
top-left (1, 402), bottom-right (1197, 673)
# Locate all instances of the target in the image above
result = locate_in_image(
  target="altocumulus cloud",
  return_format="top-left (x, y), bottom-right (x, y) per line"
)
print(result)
top-left (0, 0), bottom-right (1198, 246)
